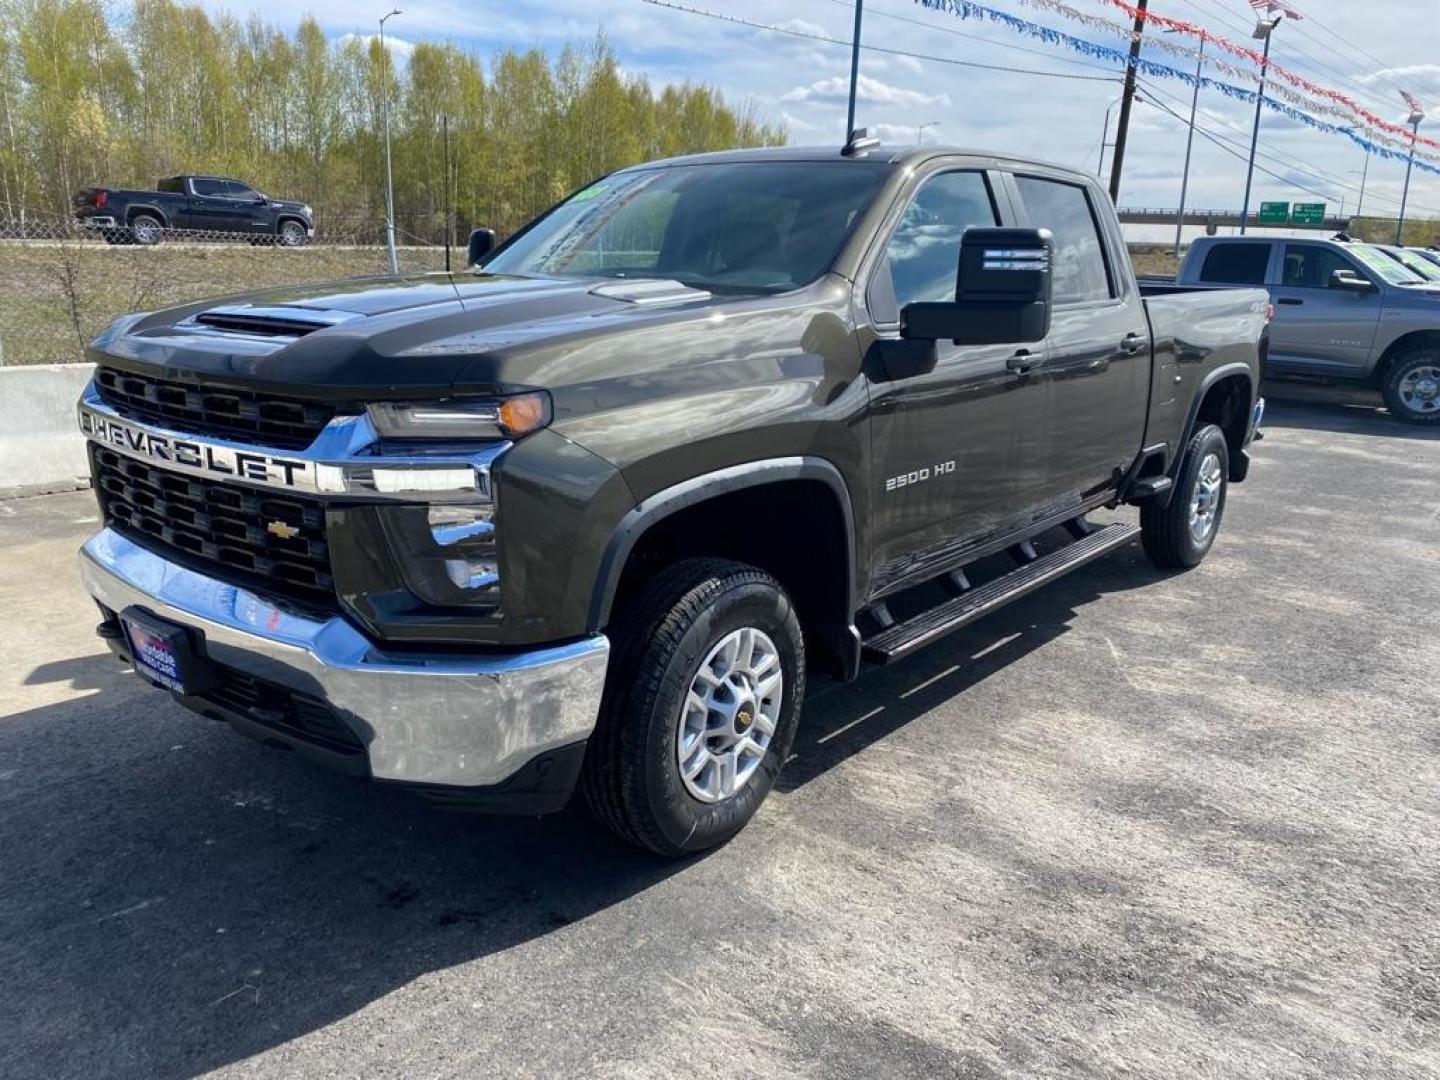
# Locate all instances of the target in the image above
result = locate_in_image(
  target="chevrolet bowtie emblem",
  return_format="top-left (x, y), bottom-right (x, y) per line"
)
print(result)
top-left (266, 520), bottom-right (301, 540)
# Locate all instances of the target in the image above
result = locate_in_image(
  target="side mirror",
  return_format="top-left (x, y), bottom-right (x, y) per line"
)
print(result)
top-left (467, 228), bottom-right (497, 266)
top-left (1329, 269), bottom-right (1373, 292)
top-left (900, 227), bottom-right (1054, 346)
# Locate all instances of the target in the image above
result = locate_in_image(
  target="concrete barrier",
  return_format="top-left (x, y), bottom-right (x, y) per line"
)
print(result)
top-left (0, 363), bottom-right (95, 498)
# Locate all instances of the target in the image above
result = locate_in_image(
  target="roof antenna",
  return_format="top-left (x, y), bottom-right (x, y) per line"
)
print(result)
top-left (842, 128), bottom-right (880, 157)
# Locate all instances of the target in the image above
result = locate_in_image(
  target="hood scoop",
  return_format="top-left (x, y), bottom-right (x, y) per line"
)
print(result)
top-left (589, 279), bottom-right (711, 306)
top-left (189, 305), bottom-right (362, 338)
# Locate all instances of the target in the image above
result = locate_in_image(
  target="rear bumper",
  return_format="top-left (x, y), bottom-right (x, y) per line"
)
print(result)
top-left (80, 528), bottom-right (609, 806)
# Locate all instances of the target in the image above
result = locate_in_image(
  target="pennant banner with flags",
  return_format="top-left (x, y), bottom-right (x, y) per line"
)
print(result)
top-left (914, 0), bottom-right (1440, 174)
top-left (1096, 0), bottom-right (1440, 153)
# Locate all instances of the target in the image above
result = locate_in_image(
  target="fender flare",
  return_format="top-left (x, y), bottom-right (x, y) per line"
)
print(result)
top-left (1172, 361), bottom-right (1255, 476)
top-left (125, 204), bottom-right (170, 227)
top-left (587, 456), bottom-right (859, 633)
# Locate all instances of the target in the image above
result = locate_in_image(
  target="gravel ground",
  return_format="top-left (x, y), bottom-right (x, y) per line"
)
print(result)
top-left (0, 386), bottom-right (1437, 1079)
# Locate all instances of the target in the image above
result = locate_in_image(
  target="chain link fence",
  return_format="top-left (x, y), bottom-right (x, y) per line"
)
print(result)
top-left (0, 214), bottom-right (456, 367)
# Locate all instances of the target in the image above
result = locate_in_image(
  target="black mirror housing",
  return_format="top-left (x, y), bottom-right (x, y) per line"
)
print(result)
top-left (900, 227), bottom-right (1054, 346)
top-left (468, 228), bottom-right (497, 266)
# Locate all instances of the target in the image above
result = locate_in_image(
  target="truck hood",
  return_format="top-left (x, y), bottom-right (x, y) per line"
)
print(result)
top-left (86, 271), bottom-right (727, 400)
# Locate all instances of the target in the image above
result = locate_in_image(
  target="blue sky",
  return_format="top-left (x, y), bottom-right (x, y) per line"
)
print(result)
top-left (206, 0), bottom-right (1440, 223)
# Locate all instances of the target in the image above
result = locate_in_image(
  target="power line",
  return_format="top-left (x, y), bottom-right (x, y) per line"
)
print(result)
top-left (1169, 0), bottom-right (1410, 121)
top-left (1138, 85), bottom-right (1440, 217)
top-left (639, 0), bottom-right (1119, 82)
top-left (819, 0), bottom-right (1122, 76)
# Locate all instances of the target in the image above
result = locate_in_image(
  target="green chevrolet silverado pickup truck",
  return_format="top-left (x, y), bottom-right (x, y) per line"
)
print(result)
top-left (77, 142), bottom-right (1268, 855)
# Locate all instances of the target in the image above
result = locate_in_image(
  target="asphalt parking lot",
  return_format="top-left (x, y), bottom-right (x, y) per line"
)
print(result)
top-left (1, 385), bottom-right (1437, 1080)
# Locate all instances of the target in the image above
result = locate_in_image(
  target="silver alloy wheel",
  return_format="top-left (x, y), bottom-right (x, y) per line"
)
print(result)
top-left (1398, 365), bottom-right (1440, 415)
top-left (280, 221), bottom-right (305, 247)
top-left (676, 626), bottom-right (783, 803)
top-left (131, 216), bottom-right (162, 244)
top-left (1188, 451), bottom-right (1224, 544)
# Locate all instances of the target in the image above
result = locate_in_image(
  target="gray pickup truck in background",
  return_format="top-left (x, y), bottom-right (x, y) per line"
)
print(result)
top-left (1179, 236), bottom-right (1440, 424)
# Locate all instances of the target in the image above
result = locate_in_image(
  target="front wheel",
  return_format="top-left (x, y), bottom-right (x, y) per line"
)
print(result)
top-left (1141, 423), bottom-right (1229, 569)
top-left (1381, 351), bottom-right (1440, 425)
top-left (582, 558), bottom-right (805, 857)
top-left (278, 220), bottom-right (308, 247)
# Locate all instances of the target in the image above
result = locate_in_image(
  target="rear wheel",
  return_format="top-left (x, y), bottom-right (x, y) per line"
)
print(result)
top-left (1381, 351), bottom-right (1440, 425)
top-left (1141, 423), bottom-right (1229, 569)
top-left (129, 213), bottom-right (163, 246)
top-left (582, 558), bottom-right (804, 857)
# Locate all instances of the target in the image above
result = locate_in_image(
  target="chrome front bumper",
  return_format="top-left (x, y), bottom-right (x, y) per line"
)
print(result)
top-left (80, 528), bottom-right (610, 789)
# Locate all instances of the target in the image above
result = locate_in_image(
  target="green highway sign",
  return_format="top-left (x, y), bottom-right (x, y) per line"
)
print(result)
top-left (1258, 202), bottom-right (1291, 225)
top-left (1292, 203), bottom-right (1327, 225)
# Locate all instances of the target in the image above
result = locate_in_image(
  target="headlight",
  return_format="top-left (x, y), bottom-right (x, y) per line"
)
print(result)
top-left (368, 393), bottom-right (551, 442)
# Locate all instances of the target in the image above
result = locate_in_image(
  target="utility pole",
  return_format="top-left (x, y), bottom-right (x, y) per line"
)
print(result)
top-left (1173, 35), bottom-right (1205, 259)
top-left (380, 8), bottom-right (402, 275)
top-left (1108, 0), bottom-right (1148, 203)
top-left (917, 121), bottom-right (939, 145)
top-left (1355, 154), bottom-right (1370, 220)
top-left (1396, 102), bottom-right (1425, 245)
top-left (845, 0), bottom-right (864, 141)
top-left (1240, 14), bottom-right (1282, 236)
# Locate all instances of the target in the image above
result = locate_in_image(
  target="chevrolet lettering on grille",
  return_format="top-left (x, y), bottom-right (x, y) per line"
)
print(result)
top-left (79, 407), bottom-right (312, 490)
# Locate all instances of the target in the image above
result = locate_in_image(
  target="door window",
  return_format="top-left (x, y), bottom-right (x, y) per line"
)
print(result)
top-left (1198, 243), bottom-right (1270, 285)
top-left (190, 178), bottom-right (225, 197)
top-left (869, 171), bottom-right (997, 323)
top-left (222, 180), bottom-right (257, 201)
top-left (1014, 176), bottom-right (1112, 303)
top-left (1281, 244), bottom-right (1358, 289)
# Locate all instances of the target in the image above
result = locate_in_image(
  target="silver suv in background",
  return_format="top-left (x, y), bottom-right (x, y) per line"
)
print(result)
top-left (1178, 236), bottom-right (1440, 424)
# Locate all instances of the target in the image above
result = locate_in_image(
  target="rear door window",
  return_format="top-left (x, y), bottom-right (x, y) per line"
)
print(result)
top-left (1198, 243), bottom-right (1271, 285)
top-left (1013, 176), bottom-right (1113, 303)
top-left (190, 178), bottom-right (225, 197)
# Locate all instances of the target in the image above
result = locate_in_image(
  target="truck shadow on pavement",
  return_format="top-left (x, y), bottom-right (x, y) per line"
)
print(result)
top-left (3, 541), bottom-right (1169, 1080)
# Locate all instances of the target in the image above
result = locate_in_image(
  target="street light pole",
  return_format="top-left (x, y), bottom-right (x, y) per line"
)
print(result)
top-left (1173, 35), bottom-right (1205, 259)
top-left (845, 0), bottom-right (864, 141)
top-left (380, 8), bottom-right (402, 276)
top-left (1396, 108), bottom-right (1424, 245)
top-left (916, 121), bottom-right (939, 145)
top-left (1239, 15), bottom-right (1281, 236)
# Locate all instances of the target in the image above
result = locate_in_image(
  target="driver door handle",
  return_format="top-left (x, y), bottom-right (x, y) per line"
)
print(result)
top-left (1120, 332), bottom-right (1146, 355)
top-left (1007, 349), bottom-right (1037, 374)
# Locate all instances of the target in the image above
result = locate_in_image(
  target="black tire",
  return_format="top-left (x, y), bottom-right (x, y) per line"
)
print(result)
top-left (129, 213), bottom-right (163, 246)
top-left (1380, 350), bottom-right (1440, 426)
top-left (582, 558), bottom-right (805, 857)
top-left (278, 220), bottom-right (308, 248)
top-left (1141, 423), bottom-right (1229, 569)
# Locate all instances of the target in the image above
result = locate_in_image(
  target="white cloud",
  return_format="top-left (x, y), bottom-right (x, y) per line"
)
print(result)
top-left (781, 73), bottom-right (949, 109)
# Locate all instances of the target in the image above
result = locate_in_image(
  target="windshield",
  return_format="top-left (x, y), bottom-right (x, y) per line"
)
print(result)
top-left (1350, 244), bottom-right (1424, 285)
top-left (1391, 248), bottom-right (1440, 281)
top-left (482, 161), bottom-right (889, 293)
